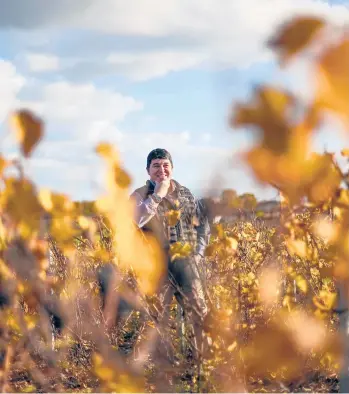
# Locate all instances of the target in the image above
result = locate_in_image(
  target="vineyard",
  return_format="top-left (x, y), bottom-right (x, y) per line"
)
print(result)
top-left (0, 13), bottom-right (349, 394)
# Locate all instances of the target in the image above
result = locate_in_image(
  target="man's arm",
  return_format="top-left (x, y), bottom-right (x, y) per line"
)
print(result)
top-left (130, 191), bottom-right (160, 228)
top-left (195, 198), bottom-right (210, 257)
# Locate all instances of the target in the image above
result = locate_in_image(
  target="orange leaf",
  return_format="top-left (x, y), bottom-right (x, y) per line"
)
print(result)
top-left (304, 153), bottom-right (342, 204)
top-left (0, 156), bottom-right (7, 177)
top-left (232, 87), bottom-right (295, 154)
top-left (315, 39), bottom-right (349, 124)
top-left (112, 165), bottom-right (131, 189)
top-left (96, 142), bottom-right (119, 164)
top-left (222, 236), bottom-right (239, 254)
top-left (268, 16), bottom-right (325, 64)
top-left (0, 178), bottom-right (43, 238)
top-left (11, 110), bottom-right (43, 157)
top-left (313, 290), bottom-right (337, 311)
top-left (341, 148), bottom-right (349, 157)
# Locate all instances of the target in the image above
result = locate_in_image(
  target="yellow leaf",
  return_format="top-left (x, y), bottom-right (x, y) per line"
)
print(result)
top-left (78, 215), bottom-right (90, 230)
top-left (283, 295), bottom-right (293, 311)
top-left (51, 192), bottom-right (75, 213)
top-left (295, 275), bottom-right (308, 294)
top-left (24, 314), bottom-right (38, 330)
top-left (247, 271), bottom-right (255, 283)
top-left (222, 236), bottom-right (238, 253)
top-left (96, 149), bottom-right (165, 296)
top-left (169, 242), bottom-right (192, 261)
top-left (304, 153), bottom-right (341, 204)
top-left (233, 87), bottom-right (294, 155)
top-left (204, 243), bottom-right (218, 257)
top-left (95, 366), bottom-right (114, 381)
top-left (313, 290), bottom-right (337, 311)
top-left (111, 164), bottom-right (131, 189)
top-left (96, 142), bottom-right (115, 159)
top-left (227, 341), bottom-right (237, 352)
top-left (92, 352), bottom-right (144, 392)
top-left (89, 248), bottom-right (111, 263)
top-left (268, 16), bottom-right (325, 64)
top-left (0, 259), bottom-right (14, 280)
top-left (213, 223), bottom-right (225, 239)
top-left (92, 352), bottom-right (103, 366)
top-left (335, 189), bottom-right (349, 207)
top-left (11, 109), bottom-right (43, 157)
top-left (287, 239), bottom-right (307, 259)
top-left (231, 85), bottom-right (335, 204)
top-left (41, 192), bottom-right (78, 248)
top-left (0, 155), bottom-right (7, 177)
top-left (50, 215), bottom-right (78, 247)
top-left (21, 384), bottom-right (37, 393)
top-left (38, 188), bottom-right (53, 211)
top-left (109, 374), bottom-right (144, 393)
top-left (166, 210), bottom-right (181, 226)
top-left (315, 39), bottom-right (349, 124)
top-left (6, 313), bottom-right (20, 332)
top-left (147, 321), bottom-right (155, 328)
top-left (0, 178), bottom-right (42, 239)
top-left (96, 142), bottom-right (119, 165)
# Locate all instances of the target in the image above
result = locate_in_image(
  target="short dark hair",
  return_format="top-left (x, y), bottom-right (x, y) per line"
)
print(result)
top-left (146, 148), bottom-right (173, 169)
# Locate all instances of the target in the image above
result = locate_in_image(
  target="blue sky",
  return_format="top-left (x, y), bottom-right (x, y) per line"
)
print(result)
top-left (0, 0), bottom-right (348, 202)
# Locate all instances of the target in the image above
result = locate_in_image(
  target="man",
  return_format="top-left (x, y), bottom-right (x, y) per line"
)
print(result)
top-left (130, 148), bottom-right (210, 359)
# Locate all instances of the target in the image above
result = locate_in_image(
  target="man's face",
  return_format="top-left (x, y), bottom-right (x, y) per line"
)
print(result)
top-left (147, 158), bottom-right (173, 182)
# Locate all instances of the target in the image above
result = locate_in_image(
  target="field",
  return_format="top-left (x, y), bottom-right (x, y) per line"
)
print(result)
top-left (0, 200), bottom-right (342, 393)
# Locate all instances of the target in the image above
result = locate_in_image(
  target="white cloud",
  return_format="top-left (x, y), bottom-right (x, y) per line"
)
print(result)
top-left (117, 130), bottom-right (193, 154)
top-left (18, 81), bottom-right (143, 128)
top-left (72, 0), bottom-right (349, 38)
top-left (107, 50), bottom-right (207, 81)
top-left (0, 60), bottom-right (25, 123)
top-left (25, 53), bottom-right (60, 72)
top-left (202, 132), bottom-right (211, 143)
top-left (27, 156), bottom-right (97, 200)
top-left (0, 71), bottom-right (145, 199)
top-left (86, 121), bottom-right (124, 145)
top-left (9, 0), bottom-right (349, 80)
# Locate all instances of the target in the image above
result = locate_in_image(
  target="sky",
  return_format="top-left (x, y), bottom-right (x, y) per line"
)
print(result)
top-left (0, 0), bottom-right (349, 202)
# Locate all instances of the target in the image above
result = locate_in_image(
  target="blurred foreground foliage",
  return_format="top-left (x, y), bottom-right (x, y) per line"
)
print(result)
top-left (0, 14), bottom-right (348, 393)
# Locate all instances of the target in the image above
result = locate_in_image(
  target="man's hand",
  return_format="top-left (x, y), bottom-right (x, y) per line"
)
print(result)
top-left (154, 179), bottom-right (171, 198)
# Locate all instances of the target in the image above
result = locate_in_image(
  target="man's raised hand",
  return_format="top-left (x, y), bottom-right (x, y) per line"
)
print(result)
top-left (154, 179), bottom-right (171, 198)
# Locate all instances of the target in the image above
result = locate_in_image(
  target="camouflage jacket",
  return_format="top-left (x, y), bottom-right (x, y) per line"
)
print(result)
top-left (131, 179), bottom-right (209, 256)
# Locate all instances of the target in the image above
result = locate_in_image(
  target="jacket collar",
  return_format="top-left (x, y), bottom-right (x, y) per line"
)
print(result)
top-left (146, 179), bottom-right (183, 192)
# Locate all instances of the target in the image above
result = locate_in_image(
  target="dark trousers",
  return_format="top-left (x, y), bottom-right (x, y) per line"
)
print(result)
top-left (98, 254), bottom-right (208, 360)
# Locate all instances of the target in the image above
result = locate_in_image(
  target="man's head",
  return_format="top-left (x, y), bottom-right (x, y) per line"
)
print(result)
top-left (146, 148), bottom-right (173, 183)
